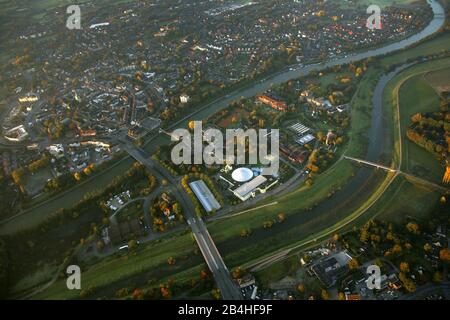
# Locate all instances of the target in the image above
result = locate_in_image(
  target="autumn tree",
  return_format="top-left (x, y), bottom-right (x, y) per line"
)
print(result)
top-left (231, 267), bottom-right (242, 279)
top-left (167, 256), bottom-right (176, 265)
top-left (240, 228), bottom-right (252, 237)
top-left (297, 283), bottom-right (305, 293)
top-left (332, 233), bottom-right (339, 242)
top-left (433, 271), bottom-right (443, 283)
top-left (406, 222), bottom-right (420, 235)
top-left (399, 262), bottom-right (410, 273)
top-left (211, 288), bottom-right (221, 300)
top-left (96, 240), bottom-right (104, 252)
top-left (128, 239), bottom-right (137, 251)
top-left (132, 288), bottom-right (144, 300)
top-left (399, 272), bottom-right (416, 293)
top-left (321, 289), bottom-right (330, 300)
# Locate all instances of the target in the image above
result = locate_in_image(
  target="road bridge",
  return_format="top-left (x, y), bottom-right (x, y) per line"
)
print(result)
top-left (121, 140), bottom-right (243, 300)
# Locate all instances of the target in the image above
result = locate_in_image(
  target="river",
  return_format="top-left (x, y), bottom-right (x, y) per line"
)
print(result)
top-left (0, 0), bottom-right (445, 234)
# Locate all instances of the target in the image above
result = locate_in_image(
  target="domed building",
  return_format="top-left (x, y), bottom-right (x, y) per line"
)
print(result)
top-left (231, 167), bottom-right (253, 183)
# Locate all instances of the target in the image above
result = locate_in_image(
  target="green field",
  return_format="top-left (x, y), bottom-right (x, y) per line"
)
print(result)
top-left (33, 231), bottom-right (200, 299)
top-left (22, 167), bottom-right (53, 196)
top-left (424, 66), bottom-right (450, 92)
top-left (370, 176), bottom-right (441, 223)
top-left (399, 76), bottom-right (442, 182)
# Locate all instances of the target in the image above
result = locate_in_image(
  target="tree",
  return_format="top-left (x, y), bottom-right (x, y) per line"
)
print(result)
top-left (173, 202), bottom-right (182, 215)
top-left (132, 288), bottom-right (144, 300)
top-left (115, 288), bottom-right (129, 298)
top-left (96, 240), bottom-right (104, 252)
top-left (439, 248), bottom-right (450, 262)
top-left (128, 239), bottom-right (137, 251)
top-left (392, 244), bottom-right (402, 254)
top-left (399, 272), bottom-right (416, 293)
top-left (297, 283), bottom-right (305, 293)
top-left (321, 289), bottom-right (330, 300)
top-left (200, 269), bottom-right (210, 280)
top-left (167, 256), bottom-right (176, 265)
top-left (240, 228), bottom-right (251, 237)
top-left (231, 267), bottom-right (242, 279)
top-left (433, 271), bottom-right (443, 283)
top-left (277, 213), bottom-right (286, 223)
top-left (211, 288), bottom-right (221, 300)
top-left (160, 285), bottom-right (172, 299)
top-left (338, 292), bottom-right (346, 300)
top-left (263, 220), bottom-right (274, 229)
top-left (188, 121), bottom-right (196, 131)
top-left (359, 229), bottom-right (369, 243)
top-left (399, 262), bottom-right (410, 273)
top-left (332, 233), bottom-right (339, 242)
top-left (406, 222), bottom-right (420, 235)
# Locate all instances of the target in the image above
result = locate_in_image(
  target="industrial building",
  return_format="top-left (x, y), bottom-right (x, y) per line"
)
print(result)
top-left (4, 125), bottom-right (29, 142)
top-left (257, 95), bottom-right (287, 111)
top-left (296, 134), bottom-right (315, 146)
top-left (290, 123), bottom-right (310, 135)
top-left (189, 180), bottom-right (221, 213)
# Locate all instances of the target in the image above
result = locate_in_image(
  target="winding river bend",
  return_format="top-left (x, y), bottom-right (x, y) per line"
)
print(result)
top-left (0, 0), bottom-right (445, 233)
top-left (215, 63), bottom-right (419, 262)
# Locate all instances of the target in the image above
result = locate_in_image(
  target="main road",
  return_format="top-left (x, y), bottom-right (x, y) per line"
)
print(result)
top-left (120, 140), bottom-right (243, 300)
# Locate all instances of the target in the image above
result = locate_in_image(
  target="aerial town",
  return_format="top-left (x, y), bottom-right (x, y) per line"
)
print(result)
top-left (0, 0), bottom-right (449, 307)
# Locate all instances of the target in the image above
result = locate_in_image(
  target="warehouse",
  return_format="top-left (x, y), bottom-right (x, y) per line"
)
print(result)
top-left (189, 180), bottom-right (221, 213)
top-left (232, 175), bottom-right (268, 201)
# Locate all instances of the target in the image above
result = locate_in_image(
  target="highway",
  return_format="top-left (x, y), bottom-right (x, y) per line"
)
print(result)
top-left (120, 140), bottom-right (243, 300)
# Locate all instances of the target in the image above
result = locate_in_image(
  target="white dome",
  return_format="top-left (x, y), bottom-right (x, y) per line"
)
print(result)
top-left (231, 167), bottom-right (253, 182)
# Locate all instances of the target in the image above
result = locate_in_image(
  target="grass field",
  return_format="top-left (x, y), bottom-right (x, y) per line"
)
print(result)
top-left (383, 57), bottom-right (450, 183)
top-left (423, 66), bottom-right (450, 94)
top-left (22, 167), bottom-right (53, 196)
top-left (399, 76), bottom-right (442, 182)
top-left (33, 231), bottom-right (200, 299)
top-left (369, 176), bottom-right (441, 223)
